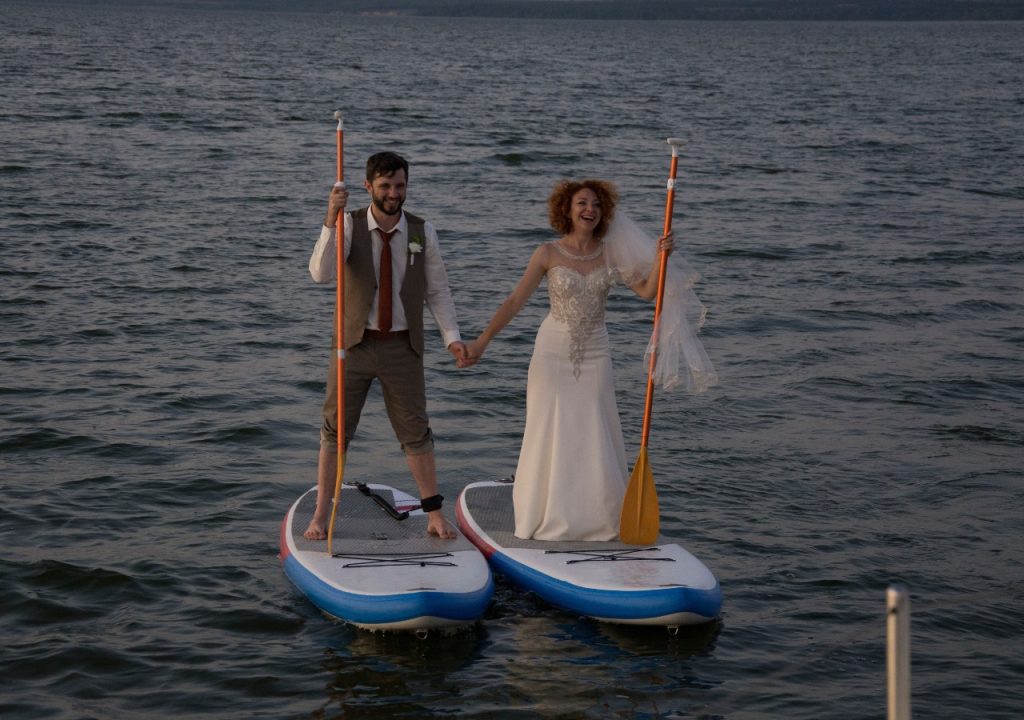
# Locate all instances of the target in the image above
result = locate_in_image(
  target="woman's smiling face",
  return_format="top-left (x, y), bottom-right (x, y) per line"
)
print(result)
top-left (569, 188), bottom-right (602, 234)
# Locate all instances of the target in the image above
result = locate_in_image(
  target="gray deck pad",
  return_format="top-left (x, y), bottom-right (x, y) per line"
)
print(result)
top-left (291, 485), bottom-right (475, 555)
top-left (464, 483), bottom-right (666, 552)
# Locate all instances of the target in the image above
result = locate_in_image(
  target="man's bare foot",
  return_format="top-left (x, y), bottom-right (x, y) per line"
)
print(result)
top-left (427, 512), bottom-right (458, 540)
top-left (303, 515), bottom-right (328, 541)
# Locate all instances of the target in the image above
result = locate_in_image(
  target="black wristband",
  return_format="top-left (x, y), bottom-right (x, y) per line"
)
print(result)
top-left (420, 494), bottom-right (444, 513)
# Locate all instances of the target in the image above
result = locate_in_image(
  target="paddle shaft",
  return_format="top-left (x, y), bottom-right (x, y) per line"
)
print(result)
top-left (639, 145), bottom-right (679, 447)
top-left (328, 111), bottom-right (345, 554)
top-left (334, 114), bottom-right (345, 454)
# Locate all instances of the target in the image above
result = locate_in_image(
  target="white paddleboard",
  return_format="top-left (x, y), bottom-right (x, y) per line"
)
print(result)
top-left (456, 479), bottom-right (721, 627)
top-left (281, 483), bottom-right (494, 632)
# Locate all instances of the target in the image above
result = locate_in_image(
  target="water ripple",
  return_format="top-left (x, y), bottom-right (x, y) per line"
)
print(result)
top-left (1, 6), bottom-right (1022, 720)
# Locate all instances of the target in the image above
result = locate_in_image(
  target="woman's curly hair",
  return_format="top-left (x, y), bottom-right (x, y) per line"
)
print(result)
top-left (547, 179), bottom-right (618, 240)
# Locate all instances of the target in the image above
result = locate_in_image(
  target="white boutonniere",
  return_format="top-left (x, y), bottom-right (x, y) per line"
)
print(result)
top-left (408, 236), bottom-right (424, 265)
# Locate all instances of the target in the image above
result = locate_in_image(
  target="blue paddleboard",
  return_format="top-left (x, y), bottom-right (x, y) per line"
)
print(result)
top-left (281, 483), bottom-right (493, 632)
top-left (456, 479), bottom-right (721, 626)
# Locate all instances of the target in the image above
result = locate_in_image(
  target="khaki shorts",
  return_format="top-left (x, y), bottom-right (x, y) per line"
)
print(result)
top-left (320, 332), bottom-right (434, 455)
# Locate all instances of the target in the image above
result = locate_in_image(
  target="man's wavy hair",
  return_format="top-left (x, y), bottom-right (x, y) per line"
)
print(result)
top-left (547, 179), bottom-right (618, 240)
top-left (366, 151), bottom-right (409, 182)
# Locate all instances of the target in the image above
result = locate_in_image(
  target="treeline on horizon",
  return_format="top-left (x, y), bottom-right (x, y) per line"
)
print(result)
top-left (53, 0), bottom-right (1024, 20)
top-left (336, 0), bottom-right (1024, 20)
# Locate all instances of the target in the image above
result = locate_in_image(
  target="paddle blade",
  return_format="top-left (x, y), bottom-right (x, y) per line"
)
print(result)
top-left (619, 447), bottom-right (660, 545)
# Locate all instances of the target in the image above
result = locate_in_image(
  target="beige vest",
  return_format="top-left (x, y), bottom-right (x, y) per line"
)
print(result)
top-left (336, 208), bottom-right (428, 356)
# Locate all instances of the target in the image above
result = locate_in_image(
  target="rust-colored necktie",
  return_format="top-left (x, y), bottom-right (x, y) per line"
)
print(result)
top-left (377, 228), bottom-right (395, 334)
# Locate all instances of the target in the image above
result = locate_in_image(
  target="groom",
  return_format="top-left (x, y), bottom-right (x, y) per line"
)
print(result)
top-left (305, 151), bottom-right (472, 541)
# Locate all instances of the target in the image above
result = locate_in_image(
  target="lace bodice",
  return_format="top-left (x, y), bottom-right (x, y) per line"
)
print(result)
top-left (547, 265), bottom-right (615, 379)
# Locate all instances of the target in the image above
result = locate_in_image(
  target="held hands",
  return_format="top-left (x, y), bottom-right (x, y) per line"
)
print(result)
top-left (448, 339), bottom-right (486, 368)
top-left (449, 341), bottom-right (478, 369)
top-left (464, 338), bottom-right (486, 365)
top-left (324, 182), bottom-right (349, 228)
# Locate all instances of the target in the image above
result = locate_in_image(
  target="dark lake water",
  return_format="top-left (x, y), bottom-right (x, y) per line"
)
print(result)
top-left (2, 3), bottom-right (1022, 718)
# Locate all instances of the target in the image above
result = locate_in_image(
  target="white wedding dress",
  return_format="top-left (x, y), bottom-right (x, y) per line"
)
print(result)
top-left (512, 263), bottom-right (629, 541)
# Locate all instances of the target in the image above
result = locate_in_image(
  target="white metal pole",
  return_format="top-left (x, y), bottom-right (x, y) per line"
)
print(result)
top-left (887, 585), bottom-right (911, 720)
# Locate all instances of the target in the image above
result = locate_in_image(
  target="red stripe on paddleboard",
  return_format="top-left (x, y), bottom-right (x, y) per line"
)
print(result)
top-left (455, 491), bottom-right (497, 559)
top-left (279, 512), bottom-right (291, 562)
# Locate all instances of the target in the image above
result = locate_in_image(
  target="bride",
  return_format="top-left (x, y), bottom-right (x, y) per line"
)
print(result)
top-left (465, 179), bottom-right (716, 541)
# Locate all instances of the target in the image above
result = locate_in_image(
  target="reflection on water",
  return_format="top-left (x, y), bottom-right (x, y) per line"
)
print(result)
top-left (317, 626), bottom-right (488, 718)
top-left (478, 615), bottom-right (722, 718)
top-left (306, 586), bottom-right (722, 718)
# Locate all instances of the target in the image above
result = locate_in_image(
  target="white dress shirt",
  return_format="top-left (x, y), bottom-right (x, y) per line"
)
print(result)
top-left (309, 210), bottom-right (462, 348)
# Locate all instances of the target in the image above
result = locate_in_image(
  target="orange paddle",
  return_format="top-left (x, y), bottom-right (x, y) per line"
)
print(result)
top-left (327, 110), bottom-right (346, 555)
top-left (619, 138), bottom-right (682, 546)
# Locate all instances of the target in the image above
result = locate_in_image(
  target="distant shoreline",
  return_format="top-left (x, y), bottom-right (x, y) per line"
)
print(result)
top-left (20, 0), bottom-right (1024, 21)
